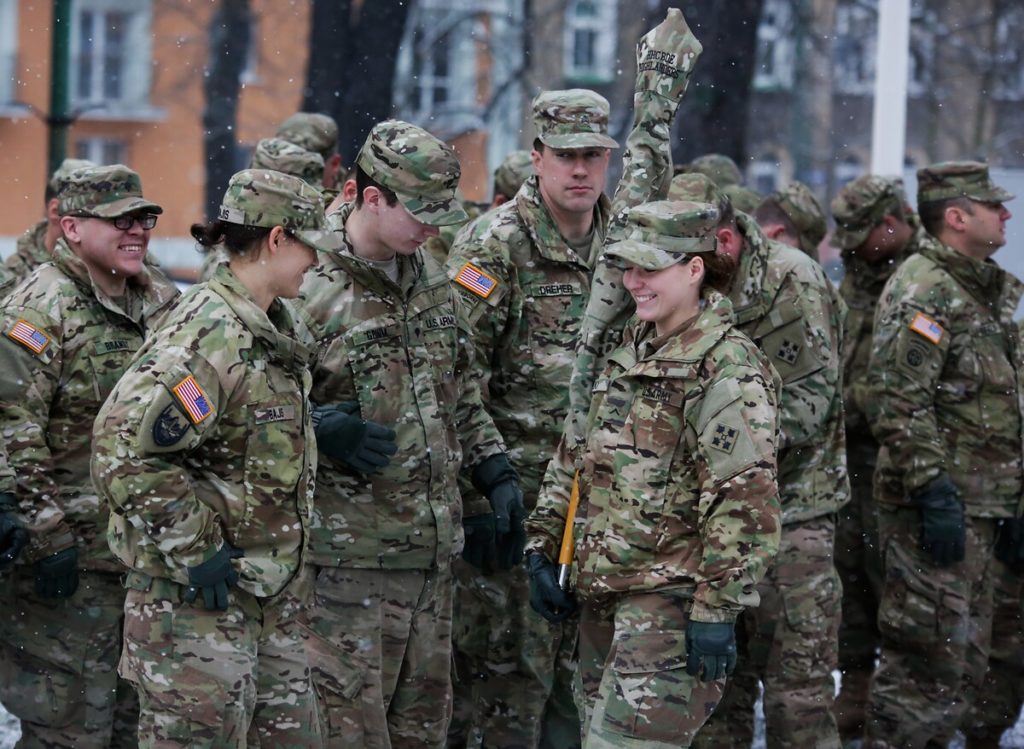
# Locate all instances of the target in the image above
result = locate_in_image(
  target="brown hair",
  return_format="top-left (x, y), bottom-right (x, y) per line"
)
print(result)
top-left (918, 196), bottom-right (973, 238)
top-left (354, 166), bottom-right (399, 208)
top-left (190, 220), bottom-right (272, 257)
top-left (700, 251), bottom-right (737, 294)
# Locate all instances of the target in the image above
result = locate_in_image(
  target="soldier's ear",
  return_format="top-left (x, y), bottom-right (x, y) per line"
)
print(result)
top-left (59, 215), bottom-right (81, 242)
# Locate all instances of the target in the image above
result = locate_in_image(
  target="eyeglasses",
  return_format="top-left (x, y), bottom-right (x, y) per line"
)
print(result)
top-left (108, 213), bottom-right (159, 230)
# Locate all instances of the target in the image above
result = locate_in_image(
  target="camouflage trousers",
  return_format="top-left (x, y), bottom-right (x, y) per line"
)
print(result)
top-left (577, 588), bottom-right (724, 749)
top-left (301, 566), bottom-right (453, 749)
top-left (0, 568), bottom-right (139, 748)
top-left (447, 558), bottom-right (580, 749)
top-left (119, 570), bottom-right (321, 748)
top-left (962, 558), bottom-right (1024, 743)
top-left (694, 516), bottom-right (841, 749)
top-left (835, 435), bottom-right (883, 672)
top-left (864, 506), bottom-right (1000, 748)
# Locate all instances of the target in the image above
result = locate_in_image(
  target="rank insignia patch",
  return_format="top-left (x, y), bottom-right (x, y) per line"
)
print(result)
top-left (710, 422), bottom-right (738, 454)
top-left (454, 263), bottom-right (498, 299)
top-left (909, 312), bottom-right (943, 345)
top-left (172, 375), bottom-right (213, 425)
top-left (7, 319), bottom-right (50, 354)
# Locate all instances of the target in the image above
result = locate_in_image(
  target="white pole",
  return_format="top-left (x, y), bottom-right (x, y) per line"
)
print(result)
top-left (870, 0), bottom-right (912, 175)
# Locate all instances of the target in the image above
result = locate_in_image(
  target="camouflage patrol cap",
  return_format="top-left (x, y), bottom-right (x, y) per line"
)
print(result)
top-left (668, 172), bottom-right (731, 219)
top-left (831, 175), bottom-right (906, 250)
top-left (58, 164), bottom-right (163, 218)
top-left (917, 160), bottom-right (1015, 205)
top-left (605, 200), bottom-right (719, 271)
top-left (355, 120), bottom-right (467, 226)
top-left (218, 169), bottom-right (328, 250)
top-left (249, 138), bottom-right (325, 187)
top-left (532, 89), bottom-right (619, 150)
top-left (276, 112), bottom-right (339, 158)
top-left (769, 181), bottom-right (827, 255)
top-left (493, 150), bottom-right (533, 198)
top-left (721, 184), bottom-right (761, 214)
top-left (48, 158), bottom-right (95, 195)
top-left (686, 154), bottom-right (743, 187)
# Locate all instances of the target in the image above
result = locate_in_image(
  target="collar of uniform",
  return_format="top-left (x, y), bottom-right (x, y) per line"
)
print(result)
top-left (14, 220), bottom-right (50, 270)
top-left (51, 237), bottom-right (158, 322)
top-left (632, 290), bottom-right (734, 367)
top-left (516, 175), bottom-right (610, 268)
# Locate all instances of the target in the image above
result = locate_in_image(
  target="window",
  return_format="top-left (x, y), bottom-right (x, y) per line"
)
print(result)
top-left (753, 0), bottom-right (793, 91)
top-left (564, 0), bottom-right (616, 84)
top-left (834, 5), bottom-right (875, 95)
top-left (750, 154), bottom-right (781, 195)
top-left (835, 154), bottom-right (863, 188)
top-left (71, 0), bottom-right (152, 111)
top-left (0, 0), bottom-right (17, 105)
top-left (74, 136), bottom-right (127, 165)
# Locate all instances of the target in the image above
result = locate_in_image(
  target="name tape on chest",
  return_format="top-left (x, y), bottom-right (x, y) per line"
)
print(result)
top-left (172, 375), bottom-right (213, 425)
top-left (454, 262), bottom-right (498, 299)
top-left (254, 405), bottom-right (295, 425)
top-left (909, 312), bottom-right (944, 345)
top-left (6, 319), bottom-right (51, 355)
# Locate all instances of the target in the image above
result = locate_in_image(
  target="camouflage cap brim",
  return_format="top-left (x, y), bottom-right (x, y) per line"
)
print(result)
top-left (605, 239), bottom-right (686, 271)
top-left (831, 223), bottom-right (872, 251)
top-left (83, 195), bottom-right (164, 218)
top-left (398, 192), bottom-right (469, 227)
top-left (539, 132), bottom-right (620, 150)
top-left (975, 185), bottom-right (1016, 202)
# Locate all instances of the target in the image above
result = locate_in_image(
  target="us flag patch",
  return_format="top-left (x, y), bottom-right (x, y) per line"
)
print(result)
top-left (6, 319), bottom-right (50, 354)
top-left (454, 263), bottom-right (498, 299)
top-left (909, 312), bottom-right (943, 345)
top-left (172, 375), bottom-right (213, 424)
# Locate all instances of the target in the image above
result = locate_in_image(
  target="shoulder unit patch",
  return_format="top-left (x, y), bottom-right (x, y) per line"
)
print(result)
top-left (454, 262), bottom-right (498, 299)
top-left (6, 319), bottom-right (51, 355)
top-left (909, 312), bottom-right (944, 345)
top-left (172, 374), bottom-right (213, 425)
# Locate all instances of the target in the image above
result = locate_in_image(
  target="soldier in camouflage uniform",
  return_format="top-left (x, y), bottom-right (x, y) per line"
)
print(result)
top-left (864, 161), bottom-right (1021, 748)
top-left (0, 164), bottom-right (179, 748)
top-left (7, 158), bottom-right (94, 282)
top-left (277, 111), bottom-right (344, 193)
top-left (684, 153), bottom-right (744, 187)
top-left (445, 13), bottom-right (703, 747)
top-left (91, 169), bottom-right (326, 748)
top-left (295, 120), bottom-right (521, 749)
top-left (828, 174), bottom-right (924, 740)
top-left (753, 181), bottom-right (828, 261)
top-left (526, 200), bottom-right (782, 749)
top-left (577, 168), bottom-right (847, 748)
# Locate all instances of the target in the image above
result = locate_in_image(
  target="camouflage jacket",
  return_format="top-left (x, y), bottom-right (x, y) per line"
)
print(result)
top-left (7, 220), bottom-right (50, 283)
top-left (446, 176), bottom-right (611, 507)
top-left (0, 264), bottom-right (13, 301)
top-left (0, 440), bottom-right (12, 495)
top-left (296, 202), bottom-right (507, 571)
top-left (526, 291), bottom-right (782, 622)
top-left (0, 239), bottom-right (179, 567)
top-left (867, 235), bottom-right (1024, 516)
top-left (728, 214), bottom-right (849, 524)
top-left (92, 264), bottom-right (316, 597)
top-left (840, 221), bottom-right (925, 438)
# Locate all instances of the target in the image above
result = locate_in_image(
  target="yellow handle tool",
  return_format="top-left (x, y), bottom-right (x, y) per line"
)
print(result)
top-left (556, 471), bottom-right (581, 590)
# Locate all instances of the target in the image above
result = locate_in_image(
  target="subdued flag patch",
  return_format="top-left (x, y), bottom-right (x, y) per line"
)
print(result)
top-left (909, 312), bottom-right (943, 345)
top-left (6, 319), bottom-right (50, 354)
top-left (454, 262), bottom-right (498, 299)
top-left (172, 375), bottom-right (213, 424)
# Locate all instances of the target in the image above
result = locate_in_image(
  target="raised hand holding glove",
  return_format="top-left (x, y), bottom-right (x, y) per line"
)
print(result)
top-left (526, 553), bottom-right (577, 623)
top-left (0, 492), bottom-right (28, 568)
top-left (472, 455), bottom-right (527, 570)
top-left (34, 547), bottom-right (79, 599)
top-left (685, 620), bottom-right (737, 682)
top-left (312, 402), bottom-right (398, 475)
top-left (995, 517), bottom-right (1024, 571)
top-left (635, 7), bottom-right (703, 102)
top-left (461, 514), bottom-right (497, 571)
top-left (184, 542), bottom-right (243, 611)
top-left (913, 476), bottom-right (965, 567)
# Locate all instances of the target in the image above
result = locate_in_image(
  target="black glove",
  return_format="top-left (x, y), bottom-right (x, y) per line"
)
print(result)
top-left (526, 553), bottom-right (576, 623)
top-left (913, 476), bottom-right (965, 567)
top-left (461, 514), bottom-right (497, 571)
top-left (473, 455), bottom-right (527, 570)
top-left (685, 620), bottom-right (737, 682)
top-left (184, 542), bottom-right (243, 611)
top-left (312, 402), bottom-right (398, 475)
top-left (995, 517), bottom-right (1024, 571)
top-left (0, 492), bottom-right (28, 569)
top-left (34, 547), bottom-right (79, 599)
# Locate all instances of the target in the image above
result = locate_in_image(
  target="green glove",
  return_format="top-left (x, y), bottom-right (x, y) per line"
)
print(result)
top-left (635, 8), bottom-right (704, 102)
top-left (995, 518), bottom-right (1024, 571)
top-left (34, 547), bottom-right (79, 599)
top-left (685, 620), bottom-right (737, 682)
top-left (0, 492), bottom-right (28, 569)
top-left (912, 476), bottom-right (965, 567)
top-left (472, 455), bottom-right (526, 571)
top-left (461, 514), bottom-right (496, 571)
top-left (526, 553), bottom-right (576, 623)
top-left (184, 542), bottom-right (243, 611)
top-left (313, 402), bottom-right (398, 475)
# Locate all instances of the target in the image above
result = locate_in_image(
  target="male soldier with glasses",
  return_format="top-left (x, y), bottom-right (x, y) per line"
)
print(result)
top-left (0, 164), bottom-right (179, 747)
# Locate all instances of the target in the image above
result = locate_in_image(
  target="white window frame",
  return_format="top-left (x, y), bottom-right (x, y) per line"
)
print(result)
top-left (0, 0), bottom-right (18, 105)
top-left (74, 136), bottom-right (128, 165)
top-left (70, 0), bottom-right (152, 113)
top-left (753, 0), bottom-right (794, 91)
top-left (834, 4), bottom-right (875, 95)
top-left (563, 0), bottom-right (616, 85)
